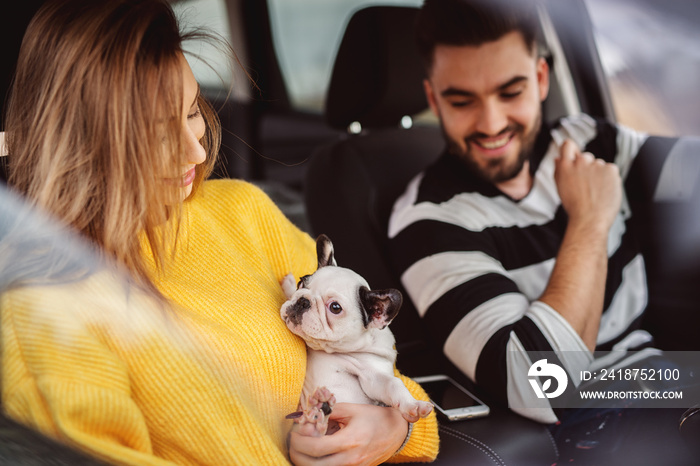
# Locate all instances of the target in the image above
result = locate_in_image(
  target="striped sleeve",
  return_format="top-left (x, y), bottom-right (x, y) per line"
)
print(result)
top-left (562, 117), bottom-right (700, 207)
top-left (389, 213), bottom-right (590, 423)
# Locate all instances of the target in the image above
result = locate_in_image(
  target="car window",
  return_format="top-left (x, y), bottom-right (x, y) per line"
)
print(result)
top-left (172, 0), bottom-right (250, 102)
top-left (267, 0), bottom-right (422, 113)
top-left (172, 0), bottom-right (231, 87)
top-left (586, 0), bottom-right (700, 136)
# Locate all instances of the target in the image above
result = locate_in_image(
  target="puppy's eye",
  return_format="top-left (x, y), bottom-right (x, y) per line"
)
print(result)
top-left (329, 302), bottom-right (343, 314)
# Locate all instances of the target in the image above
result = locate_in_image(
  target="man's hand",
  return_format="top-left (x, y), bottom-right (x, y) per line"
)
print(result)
top-left (555, 139), bottom-right (622, 233)
top-left (539, 139), bottom-right (624, 351)
top-left (288, 403), bottom-right (408, 466)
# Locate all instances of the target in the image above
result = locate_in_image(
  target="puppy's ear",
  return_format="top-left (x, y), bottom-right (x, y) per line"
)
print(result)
top-left (316, 234), bottom-right (337, 268)
top-left (359, 287), bottom-right (402, 329)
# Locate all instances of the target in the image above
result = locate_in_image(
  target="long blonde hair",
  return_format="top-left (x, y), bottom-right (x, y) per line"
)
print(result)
top-left (5, 0), bottom-right (221, 288)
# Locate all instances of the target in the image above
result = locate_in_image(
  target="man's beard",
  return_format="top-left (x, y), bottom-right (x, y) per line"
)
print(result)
top-left (443, 111), bottom-right (542, 184)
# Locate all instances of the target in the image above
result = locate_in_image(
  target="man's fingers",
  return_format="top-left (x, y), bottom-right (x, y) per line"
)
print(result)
top-left (578, 152), bottom-right (595, 164)
top-left (559, 139), bottom-right (579, 161)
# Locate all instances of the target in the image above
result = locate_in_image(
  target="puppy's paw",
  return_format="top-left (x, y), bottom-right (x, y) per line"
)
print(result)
top-left (281, 273), bottom-right (296, 298)
top-left (296, 387), bottom-right (337, 436)
top-left (416, 400), bottom-right (434, 418)
top-left (299, 406), bottom-right (328, 437)
top-left (396, 400), bottom-right (434, 423)
top-left (308, 386), bottom-right (336, 416)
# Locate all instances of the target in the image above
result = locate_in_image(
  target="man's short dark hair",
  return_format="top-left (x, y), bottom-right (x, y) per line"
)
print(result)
top-left (416, 0), bottom-right (541, 71)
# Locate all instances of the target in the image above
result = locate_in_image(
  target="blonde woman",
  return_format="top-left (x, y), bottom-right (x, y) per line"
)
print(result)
top-left (1, 0), bottom-right (438, 464)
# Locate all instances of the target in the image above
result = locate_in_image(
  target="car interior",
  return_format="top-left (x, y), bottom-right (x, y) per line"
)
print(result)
top-left (304, 2), bottom-right (700, 464)
top-left (1, 0), bottom-right (700, 464)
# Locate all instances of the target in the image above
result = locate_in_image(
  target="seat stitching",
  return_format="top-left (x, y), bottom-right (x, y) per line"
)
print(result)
top-left (438, 425), bottom-right (506, 465)
top-left (544, 426), bottom-right (560, 459)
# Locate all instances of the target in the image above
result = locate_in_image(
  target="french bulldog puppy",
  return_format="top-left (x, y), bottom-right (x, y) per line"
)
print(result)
top-left (280, 234), bottom-right (433, 436)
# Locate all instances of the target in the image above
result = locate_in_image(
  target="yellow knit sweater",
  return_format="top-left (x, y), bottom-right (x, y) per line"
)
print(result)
top-left (1, 179), bottom-right (438, 465)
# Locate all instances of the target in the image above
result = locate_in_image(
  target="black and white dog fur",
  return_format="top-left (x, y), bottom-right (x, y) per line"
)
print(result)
top-left (280, 235), bottom-right (432, 436)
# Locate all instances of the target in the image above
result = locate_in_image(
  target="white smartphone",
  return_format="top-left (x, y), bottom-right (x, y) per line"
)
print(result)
top-left (414, 374), bottom-right (490, 421)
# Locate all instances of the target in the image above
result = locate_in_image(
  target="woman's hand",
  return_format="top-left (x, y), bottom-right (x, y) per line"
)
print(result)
top-left (289, 402), bottom-right (409, 466)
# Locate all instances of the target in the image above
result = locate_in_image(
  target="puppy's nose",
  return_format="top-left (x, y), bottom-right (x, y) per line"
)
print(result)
top-left (295, 297), bottom-right (311, 311)
top-left (287, 297), bottom-right (311, 325)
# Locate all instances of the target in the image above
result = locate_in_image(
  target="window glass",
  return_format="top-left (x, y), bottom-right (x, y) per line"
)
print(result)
top-left (267, 0), bottom-right (422, 113)
top-left (172, 0), bottom-right (234, 91)
top-left (586, 0), bottom-right (700, 136)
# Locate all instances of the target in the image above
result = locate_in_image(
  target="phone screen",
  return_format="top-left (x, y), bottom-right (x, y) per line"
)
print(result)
top-left (420, 378), bottom-right (481, 410)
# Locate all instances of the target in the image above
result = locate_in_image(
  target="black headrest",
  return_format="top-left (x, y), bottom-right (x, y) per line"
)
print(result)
top-left (325, 6), bottom-right (428, 130)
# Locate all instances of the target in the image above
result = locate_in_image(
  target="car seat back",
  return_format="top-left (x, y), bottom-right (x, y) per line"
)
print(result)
top-left (304, 6), bottom-right (444, 373)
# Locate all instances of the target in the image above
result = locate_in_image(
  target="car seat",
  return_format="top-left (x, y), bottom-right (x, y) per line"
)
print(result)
top-left (304, 4), bottom-right (572, 373)
top-left (305, 5), bottom-right (443, 374)
top-left (304, 5), bottom-right (559, 465)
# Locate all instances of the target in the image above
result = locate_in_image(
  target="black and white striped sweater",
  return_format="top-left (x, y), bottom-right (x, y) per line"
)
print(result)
top-left (388, 114), bottom-right (657, 422)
